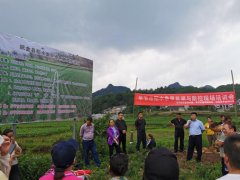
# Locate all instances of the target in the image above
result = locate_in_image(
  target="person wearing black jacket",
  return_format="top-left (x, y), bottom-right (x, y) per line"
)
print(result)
top-left (146, 134), bottom-right (156, 150)
top-left (135, 112), bottom-right (146, 151)
top-left (115, 112), bottom-right (127, 154)
top-left (169, 113), bottom-right (187, 153)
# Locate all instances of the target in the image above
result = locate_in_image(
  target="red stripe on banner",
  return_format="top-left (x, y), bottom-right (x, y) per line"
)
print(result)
top-left (134, 92), bottom-right (236, 106)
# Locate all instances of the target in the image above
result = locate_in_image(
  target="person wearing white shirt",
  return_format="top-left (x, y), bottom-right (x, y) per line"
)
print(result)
top-left (217, 134), bottom-right (240, 180)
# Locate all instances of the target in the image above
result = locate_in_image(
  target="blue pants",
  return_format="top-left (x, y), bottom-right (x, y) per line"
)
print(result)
top-left (82, 140), bottom-right (101, 167)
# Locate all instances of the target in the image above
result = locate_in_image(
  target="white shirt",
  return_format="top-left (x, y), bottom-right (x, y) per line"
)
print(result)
top-left (217, 174), bottom-right (240, 180)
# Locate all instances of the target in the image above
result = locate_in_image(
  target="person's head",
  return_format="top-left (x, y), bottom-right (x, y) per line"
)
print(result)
top-left (176, 113), bottom-right (181, 119)
top-left (210, 122), bottom-right (222, 132)
top-left (86, 116), bottom-right (93, 126)
top-left (143, 147), bottom-right (179, 180)
top-left (138, 112), bottom-right (143, 119)
top-left (148, 134), bottom-right (154, 140)
top-left (191, 112), bottom-right (197, 121)
top-left (221, 115), bottom-right (226, 123)
top-left (109, 119), bottom-right (115, 127)
top-left (226, 116), bottom-right (232, 123)
top-left (223, 123), bottom-right (236, 136)
top-left (207, 117), bottom-right (212, 123)
top-left (52, 139), bottom-right (79, 180)
top-left (2, 129), bottom-right (14, 142)
top-left (224, 134), bottom-right (240, 172)
top-left (118, 112), bottom-right (123, 120)
top-left (51, 139), bottom-right (63, 156)
top-left (110, 154), bottom-right (128, 177)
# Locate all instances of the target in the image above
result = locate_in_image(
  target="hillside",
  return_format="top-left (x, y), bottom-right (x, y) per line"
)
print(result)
top-left (93, 84), bottom-right (131, 99)
top-left (92, 83), bottom-right (240, 114)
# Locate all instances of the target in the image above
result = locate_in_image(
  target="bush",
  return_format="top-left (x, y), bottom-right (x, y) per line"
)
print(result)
top-left (19, 154), bottom-right (52, 180)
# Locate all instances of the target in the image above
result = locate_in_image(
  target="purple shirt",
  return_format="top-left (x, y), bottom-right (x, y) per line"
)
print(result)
top-left (80, 123), bottom-right (94, 140)
top-left (107, 126), bottom-right (120, 145)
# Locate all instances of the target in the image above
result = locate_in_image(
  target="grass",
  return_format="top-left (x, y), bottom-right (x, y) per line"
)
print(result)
top-left (0, 113), bottom-right (227, 179)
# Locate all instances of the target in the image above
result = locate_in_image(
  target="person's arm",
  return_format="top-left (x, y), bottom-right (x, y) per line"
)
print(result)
top-left (13, 141), bottom-right (21, 154)
top-left (184, 120), bottom-right (191, 129)
top-left (124, 121), bottom-right (127, 131)
top-left (80, 125), bottom-right (84, 138)
top-left (107, 128), bottom-right (116, 139)
top-left (135, 120), bottom-right (138, 130)
top-left (200, 122), bottom-right (205, 133)
top-left (215, 140), bottom-right (224, 147)
top-left (169, 120), bottom-right (175, 126)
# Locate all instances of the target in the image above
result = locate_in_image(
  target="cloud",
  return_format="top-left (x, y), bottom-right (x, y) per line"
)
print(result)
top-left (1, 0), bottom-right (240, 92)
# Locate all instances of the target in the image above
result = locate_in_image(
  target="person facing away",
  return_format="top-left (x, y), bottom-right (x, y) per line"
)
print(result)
top-left (109, 153), bottom-right (129, 180)
top-left (219, 115), bottom-right (226, 125)
top-left (142, 147), bottom-right (179, 180)
top-left (45, 139), bottom-right (64, 175)
top-left (2, 129), bottom-right (22, 180)
top-left (115, 112), bottom-right (127, 154)
top-left (216, 134), bottom-right (240, 180)
top-left (39, 139), bottom-right (82, 180)
top-left (204, 117), bottom-right (216, 147)
top-left (184, 112), bottom-right (205, 162)
top-left (135, 112), bottom-right (146, 151)
top-left (80, 116), bottom-right (101, 167)
top-left (210, 122), bottom-right (228, 176)
top-left (169, 113), bottom-right (187, 153)
top-left (107, 119), bottom-right (121, 159)
top-left (146, 134), bottom-right (156, 150)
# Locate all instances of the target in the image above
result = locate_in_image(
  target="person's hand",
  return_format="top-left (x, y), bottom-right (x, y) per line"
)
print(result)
top-left (1, 135), bottom-right (11, 156)
top-left (188, 121), bottom-right (192, 125)
top-left (122, 130), bottom-right (126, 134)
top-left (116, 141), bottom-right (119, 145)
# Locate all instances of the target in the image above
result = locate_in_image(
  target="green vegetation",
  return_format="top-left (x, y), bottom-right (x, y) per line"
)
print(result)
top-left (0, 112), bottom-right (229, 180)
top-left (92, 83), bottom-right (240, 113)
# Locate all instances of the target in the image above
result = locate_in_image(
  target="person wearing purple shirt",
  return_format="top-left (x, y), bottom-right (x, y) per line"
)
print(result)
top-left (107, 119), bottom-right (121, 159)
top-left (80, 116), bottom-right (101, 167)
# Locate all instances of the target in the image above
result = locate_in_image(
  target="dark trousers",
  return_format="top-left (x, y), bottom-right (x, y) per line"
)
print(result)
top-left (109, 143), bottom-right (121, 159)
top-left (187, 135), bottom-right (202, 161)
top-left (9, 164), bottom-right (20, 180)
top-left (82, 140), bottom-right (101, 167)
top-left (136, 132), bottom-right (146, 151)
top-left (174, 129), bottom-right (184, 151)
top-left (221, 157), bottom-right (229, 176)
top-left (119, 133), bottom-right (126, 154)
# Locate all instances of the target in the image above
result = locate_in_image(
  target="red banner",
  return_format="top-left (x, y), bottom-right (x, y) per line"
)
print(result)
top-left (134, 92), bottom-right (236, 106)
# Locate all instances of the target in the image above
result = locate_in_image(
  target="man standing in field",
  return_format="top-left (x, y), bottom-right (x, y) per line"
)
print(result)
top-left (80, 116), bottom-right (101, 167)
top-left (135, 112), bottom-right (146, 151)
top-left (210, 122), bottom-right (228, 176)
top-left (184, 112), bottom-right (205, 162)
top-left (115, 112), bottom-right (127, 154)
top-left (169, 113), bottom-right (187, 153)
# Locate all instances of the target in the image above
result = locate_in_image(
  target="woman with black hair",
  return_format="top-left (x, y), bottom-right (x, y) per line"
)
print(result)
top-left (39, 139), bottom-right (82, 180)
top-left (2, 129), bottom-right (21, 180)
top-left (146, 134), bottom-right (156, 150)
top-left (107, 119), bottom-right (121, 159)
top-left (110, 153), bottom-right (128, 180)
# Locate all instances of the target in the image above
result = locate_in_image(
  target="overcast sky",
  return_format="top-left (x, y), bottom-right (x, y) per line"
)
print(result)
top-left (1, 0), bottom-right (240, 92)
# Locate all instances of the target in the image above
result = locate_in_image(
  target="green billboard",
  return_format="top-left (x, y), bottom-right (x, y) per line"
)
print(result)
top-left (0, 32), bottom-right (93, 124)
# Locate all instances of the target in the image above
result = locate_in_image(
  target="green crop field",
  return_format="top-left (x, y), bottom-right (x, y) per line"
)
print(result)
top-left (0, 113), bottom-right (232, 180)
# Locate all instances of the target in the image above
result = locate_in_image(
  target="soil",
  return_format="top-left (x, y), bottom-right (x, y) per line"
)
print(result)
top-left (174, 150), bottom-right (221, 173)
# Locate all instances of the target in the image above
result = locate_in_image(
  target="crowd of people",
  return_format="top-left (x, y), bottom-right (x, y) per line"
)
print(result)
top-left (169, 112), bottom-right (240, 179)
top-left (1, 112), bottom-right (240, 180)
